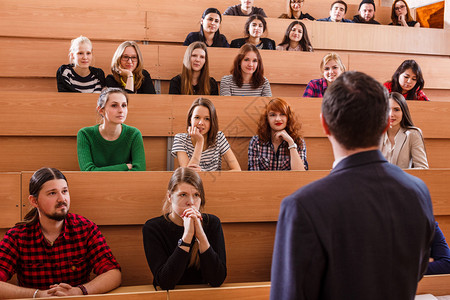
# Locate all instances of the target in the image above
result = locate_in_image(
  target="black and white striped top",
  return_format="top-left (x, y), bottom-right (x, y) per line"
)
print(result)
top-left (56, 64), bottom-right (105, 93)
top-left (220, 75), bottom-right (272, 97)
top-left (171, 131), bottom-right (231, 171)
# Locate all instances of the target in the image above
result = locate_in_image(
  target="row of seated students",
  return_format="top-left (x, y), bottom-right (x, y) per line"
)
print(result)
top-left (57, 36), bottom-right (430, 101)
top-left (222, 0), bottom-right (420, 27)
top-left (77, 88), bottom-right (427, 173)
top-left (0, 165), bottom-right (448, 297)
top-left (186, 1), bottom-right (421, 49)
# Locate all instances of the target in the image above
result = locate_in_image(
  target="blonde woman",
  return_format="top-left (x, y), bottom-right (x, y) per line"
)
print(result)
top-left (303, 52), bottom-right (346, 97)
top-left (56, 36), bottom-right (105, 93)
top-left (106, 41), bottom-right (156, 94)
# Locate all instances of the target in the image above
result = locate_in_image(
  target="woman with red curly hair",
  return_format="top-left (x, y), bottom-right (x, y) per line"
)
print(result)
top-left (248, 98), bottom-right (308, 170)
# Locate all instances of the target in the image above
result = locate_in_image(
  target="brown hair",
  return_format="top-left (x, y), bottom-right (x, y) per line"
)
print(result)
top-left (186, 98), bottom-right (219, 149)
top-left (18, 168), bottom-right (68, 226)
top-left (278, 21), bottom-right (313, 52)
top-left (181, 42), bottom-right (211, 95)
top-left (163, 167), bottom-right (206, 268)
top-left (391, 0), bottom-right (414, 25)
top-left (257, 98), bottom-right (304, 147)
top-left (111, 41), bottom-right (145, 91)
top-left (231, 43), bottom-right (265, 89)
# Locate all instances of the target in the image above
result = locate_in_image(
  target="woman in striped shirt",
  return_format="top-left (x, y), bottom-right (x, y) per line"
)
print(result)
top-left (220, 43), bottom-right (272, 97)
top-left (56, 36), bottom-right (106, 93)
top-left (172, 98), bottom-right (241, 171)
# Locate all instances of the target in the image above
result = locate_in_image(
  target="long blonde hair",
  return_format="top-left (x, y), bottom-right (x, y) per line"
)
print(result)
top-left (111, 41), bottom-right (145, 90)
top-left (163, 168), bottom-right (206, 268)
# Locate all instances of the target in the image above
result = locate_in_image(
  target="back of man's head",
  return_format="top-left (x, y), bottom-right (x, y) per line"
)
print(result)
top-left (322, 71), bottom-right (388, 150)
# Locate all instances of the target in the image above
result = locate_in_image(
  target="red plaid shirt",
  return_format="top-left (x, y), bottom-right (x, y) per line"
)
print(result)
top-left (0, 213), bottom-right (120, 289)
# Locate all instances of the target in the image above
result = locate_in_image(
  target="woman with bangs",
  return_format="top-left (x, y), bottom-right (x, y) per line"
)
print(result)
top-left (220, 43), bottom-right (272, 96)
top-left (230, 15), bottom-right (276, 50)
top-left (276, 21), bottom-right (313, 51)
top-left (279, 0), bottom-right (315, 20)
top-left (142, 167), bottom-right (227, 290)
top-left (106, 41), bottom-right (156, 94)
top-left (171, 98), bottom-right (241, 171)
top-left (303, 52), bottom-right (345, 98)
top-left (248, 98), bottom-right (308, 170)
top-left (384, 59), bottom-right (429, 101)
top-left (169, 42), bottom-right (218, 95)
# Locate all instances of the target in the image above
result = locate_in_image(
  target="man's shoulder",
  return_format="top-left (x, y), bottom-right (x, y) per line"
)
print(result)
top-left (66, 213), bottom-right (97, 230)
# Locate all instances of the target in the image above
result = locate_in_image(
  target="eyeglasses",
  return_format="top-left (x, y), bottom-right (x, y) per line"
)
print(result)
top-left (121, 55), bottom-right (138, 62)
top-left (291, 0), bottom-right (304, 3)
top-left (395, 5), bottom-right (406, 10)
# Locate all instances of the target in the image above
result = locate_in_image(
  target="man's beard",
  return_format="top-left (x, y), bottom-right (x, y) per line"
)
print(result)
top-left (42, 204), bottom-right (69, 221)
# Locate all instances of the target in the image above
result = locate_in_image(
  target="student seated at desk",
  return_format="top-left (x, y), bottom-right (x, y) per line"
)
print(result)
top-left (77, 88), bottom-right (146, 171)
top-left (57, 36), bottom-right (105, 93)
top-left (380, 92), bottom-right (428, 169)
top-left (184, 8), bottom-right (230, 47)
top-left (303, 52), bottom-right (346, 97)
top-left (317, 0), bottom-right (353, 23)
top-left (220, 44), bottom-right (272, 96)
top-left (230, 15), bottom-right (276, 50)
top-left (384, 59), bottom-right (429, 101)
top-left (169, 42), bottom-right (218, 95)
top-left (276, 21), bottom-right (313, 51)
top-left (0, 167), bottom-right (121, 298)
top-left (142, 167), bottom-right (227, 290)
top-left (426, 222), bottom-right (450, 275)
top-left (352, 0), bottom-right (380, 24)
top-left (172, 98), bottom-right (241, 171)
top-left (279, 0), bottom-right (315, 20)
top-left (248, 98), bottom-right (308, 170)
top-left (389, 0), bottom-right (420, 27)
top-left (223, 0), bottom-right (267, 17)
top-left (106, 41), bottom-right (156, 94)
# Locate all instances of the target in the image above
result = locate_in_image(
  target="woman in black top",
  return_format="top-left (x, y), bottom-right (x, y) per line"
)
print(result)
top-left (105, 41), bottom-right (156, 94)
top-left (279, 0), bottom-right (315, 20)
top-left (142, 167), bottom-right (227, 290)
top-left (389, 0), bottom-right (420, 27)
top-left (183, 8), bottom-right (230, 47)
top-left (169, 42), bottom-right (218, 95)
top-left (230, 14), bottom-right (276, 50)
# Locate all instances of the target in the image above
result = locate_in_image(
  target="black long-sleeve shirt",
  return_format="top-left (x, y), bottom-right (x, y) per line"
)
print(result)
top-left (142, 214), bottom-right (227, 290)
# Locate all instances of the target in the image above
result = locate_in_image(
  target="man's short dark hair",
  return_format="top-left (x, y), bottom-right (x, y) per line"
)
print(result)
top-left (322, 71), bottom-right (388, 150)
top-left (331, 0), bottom-right (348, 13)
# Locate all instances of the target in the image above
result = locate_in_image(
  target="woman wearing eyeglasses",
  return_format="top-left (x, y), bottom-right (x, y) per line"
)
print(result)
top-left (106, 41), bottom-right (156, 94)
top-left (389, 0), bottom-right (419, 27)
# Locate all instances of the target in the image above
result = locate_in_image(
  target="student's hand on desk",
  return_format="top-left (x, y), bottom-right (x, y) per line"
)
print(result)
top-left (187, 164), bottom-right (202, 172)
top-left (47, 283), bottom-right (83, 296)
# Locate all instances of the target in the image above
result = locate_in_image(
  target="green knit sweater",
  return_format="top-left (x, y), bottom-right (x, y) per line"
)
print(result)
top-left (77, 124), bottom-right (146, 171)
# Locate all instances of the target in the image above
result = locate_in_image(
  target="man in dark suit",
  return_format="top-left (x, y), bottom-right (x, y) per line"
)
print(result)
top-left (270, 71), bottom-right (435, 300)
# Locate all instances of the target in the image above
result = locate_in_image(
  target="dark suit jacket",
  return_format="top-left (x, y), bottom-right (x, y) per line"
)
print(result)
top-left (270, 150), bottom-right (434, 300)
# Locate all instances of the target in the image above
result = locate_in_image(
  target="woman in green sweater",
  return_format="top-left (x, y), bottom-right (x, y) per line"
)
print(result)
top-left (77, 87), bottom-right (146, 171)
